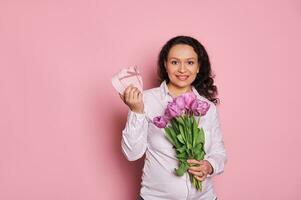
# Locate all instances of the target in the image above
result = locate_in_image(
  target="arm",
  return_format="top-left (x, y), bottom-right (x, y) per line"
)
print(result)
top-left (121, 109), bottom-right (148, 161)
top-left (205, 105), bottom-right (228, 178)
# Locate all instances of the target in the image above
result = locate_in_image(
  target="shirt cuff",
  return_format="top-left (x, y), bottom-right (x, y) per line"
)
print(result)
top-left (205, 157), bottom-right (217, 178)
top-left (123, 109), bottom-right (147, 139)
top-left (129, 109), bottom-right (145, 118)
top-left (127, 110), bottom-right (146, 126)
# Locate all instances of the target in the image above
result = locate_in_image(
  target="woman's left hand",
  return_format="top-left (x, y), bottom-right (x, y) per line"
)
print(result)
top-left (187, 159), bottom-right (213, 181)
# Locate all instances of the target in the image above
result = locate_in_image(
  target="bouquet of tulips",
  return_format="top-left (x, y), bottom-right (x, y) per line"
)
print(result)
top-left (153, 92), bottom-right (210, 191)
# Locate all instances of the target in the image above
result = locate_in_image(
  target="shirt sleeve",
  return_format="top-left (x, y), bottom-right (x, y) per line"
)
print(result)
top-left (205, 105), bottom-right (228, 178)
top-left (121, 109), bottom-right (148, 161)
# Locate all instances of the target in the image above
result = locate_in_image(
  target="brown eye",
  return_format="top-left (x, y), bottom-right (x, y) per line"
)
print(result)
top-left (188, 61), bottom-right (194, 65)
top-left (171, 60), bottom-right (178, 65)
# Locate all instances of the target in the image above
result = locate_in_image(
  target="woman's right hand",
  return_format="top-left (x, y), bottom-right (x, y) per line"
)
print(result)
top-left (119, 85), bottom-right (144, 114)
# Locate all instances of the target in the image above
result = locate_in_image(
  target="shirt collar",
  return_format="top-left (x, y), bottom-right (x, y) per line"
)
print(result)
top-left (159, 80), bottom-right (200, 101)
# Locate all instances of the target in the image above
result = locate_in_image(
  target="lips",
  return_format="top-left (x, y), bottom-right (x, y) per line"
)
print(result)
top-left (176, 75), bottom-right (189, 81)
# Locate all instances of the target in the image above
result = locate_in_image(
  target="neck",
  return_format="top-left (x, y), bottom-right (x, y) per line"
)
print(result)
top-left (167, 83), bottom-right (192, 97)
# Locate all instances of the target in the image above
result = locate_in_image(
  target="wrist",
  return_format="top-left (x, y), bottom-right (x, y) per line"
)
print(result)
top-left (206, 160), bottom-right (214, 175)
top-left (131, 108), bottom-right (144, 114)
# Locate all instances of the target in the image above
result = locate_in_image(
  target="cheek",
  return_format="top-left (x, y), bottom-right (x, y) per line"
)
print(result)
top-left (166, 66), bottom-right (177, 75)
top-left (188, 74), bottom-right (198, 82)
top-left (188, 66), bottom-right (199, 75)
top-left (188, 68), bottom-right (199, 81)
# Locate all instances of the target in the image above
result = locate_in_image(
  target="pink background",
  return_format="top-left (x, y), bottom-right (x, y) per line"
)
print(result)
top-left (1, 0), bottom-right (300, 199)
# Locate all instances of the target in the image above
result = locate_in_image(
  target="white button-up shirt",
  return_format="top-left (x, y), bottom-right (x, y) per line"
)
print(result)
top-left (121, 81), bottom-right (227, 200)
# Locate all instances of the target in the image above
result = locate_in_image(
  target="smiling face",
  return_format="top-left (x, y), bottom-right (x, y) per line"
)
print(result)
top-left (164, 44), bottom-right (200, 96)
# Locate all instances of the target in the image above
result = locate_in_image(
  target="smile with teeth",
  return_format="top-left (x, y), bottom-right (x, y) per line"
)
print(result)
top-left (176, 75), bottom-right (189, 81)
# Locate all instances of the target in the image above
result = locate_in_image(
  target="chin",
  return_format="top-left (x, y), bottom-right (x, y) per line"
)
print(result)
top-left (173, 81), bottom-right (191, 88)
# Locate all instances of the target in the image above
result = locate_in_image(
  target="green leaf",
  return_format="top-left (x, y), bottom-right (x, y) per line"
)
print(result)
top-left (164, 127), bottom-right (175, 146)
top-left (175, 162), bottom-right (188, 176)
top-left (176, 151), bottom-right (187, 159)
top-left (193, 130), bottom-right (200, 147)
top-left (199, 128), bottom-right (205, 144)
top-left (193, 143), bottom-right (203, 151)
top-left (192, 118), bottom-right (199, 147)
top-left (170, 119), bottom-right (180, 134)
top-left (177, 158), bottom-right (187, 163)
top-left (165, 127), bottom-right (181, 148)
top-left (186, 142), bottom-right (192, 150)
top-left (195, 150), bottom-right (205, 160)
top-left (176, 145), bottom-right (186, 153)
top-left (186, 117), bottom-right (193, 147)
top-left (176, 116), bottom-right (185, 125)
top-left (179, 124), bottom-right (185, 136)
top-left (193, 148), bottom-right (202, 155)
top-left (177, 134), bottom-right (185, 144)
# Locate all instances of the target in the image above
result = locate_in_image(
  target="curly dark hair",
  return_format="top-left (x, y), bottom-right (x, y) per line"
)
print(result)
top-left (157, 35), bottom-right (220, 105)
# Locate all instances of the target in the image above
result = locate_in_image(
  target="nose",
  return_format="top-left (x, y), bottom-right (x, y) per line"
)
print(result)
top-left (178, 62), bottom-right (187, 73)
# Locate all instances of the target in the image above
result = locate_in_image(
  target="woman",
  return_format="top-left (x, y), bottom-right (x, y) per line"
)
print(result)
top-left (120, 36), bottom-right (227, 200)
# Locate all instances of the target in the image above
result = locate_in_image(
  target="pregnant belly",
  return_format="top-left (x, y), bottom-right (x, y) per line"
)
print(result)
top-left (140, 150), bottom-right (188, 199)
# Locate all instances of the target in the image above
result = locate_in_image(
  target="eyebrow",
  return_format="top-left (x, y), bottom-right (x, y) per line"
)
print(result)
top-left (169, 57), bottom-right (196, 60)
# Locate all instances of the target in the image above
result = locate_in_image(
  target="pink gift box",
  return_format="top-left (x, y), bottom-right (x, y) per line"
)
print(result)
top-left (111, 66), bottom-right (143, 95)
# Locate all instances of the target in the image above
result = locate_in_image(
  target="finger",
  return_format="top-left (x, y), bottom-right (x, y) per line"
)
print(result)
top-left (188, 169), bottom-right (204, 176)
top-left (137, 91), bottom-right (143, 101)
top-left (202, 165), bottom-right (212, 174)
top-left (188, 170), bottom-right (200, 176)
top-left (124, 84), bottom-right (133, 94)
top-left (119, 93), bottom-right (125, 102)
top-left (127, 86), bottom-right (138, 101)
top-left (194, 174), bottom-right (206, 182)
top-left (128, 87), bottom-right (138, 101)
top-left (198, 160), bottom-right (206, 165)
top-left (132, 89), bottom-right (140, 101)
top-left (195, 170), bottom-right (207, 179)
top-left (132, 87), bottom-right (141, 101)
top-left (124, 85), bottom-right (133, 101)
top-left (187, 159), bottom-right (201, 165)
top-left (198, 161), bottom-right (212, 174)
top-left (188, 166), bottom-right (201, 171)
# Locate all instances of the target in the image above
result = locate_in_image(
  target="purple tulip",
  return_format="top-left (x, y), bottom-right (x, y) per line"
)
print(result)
top-left (153, 116), bottom-right (169, 128)
top-left (164, 108), bottom-right (172, 121)
top-left (166, 101), bottom-right (182, 118)
top-left (182, 92), bottom-right (197, 109)
top-left (174, 96), bottom-right (186, 110)
top-left (191, 99), bottom-right (210, 116)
